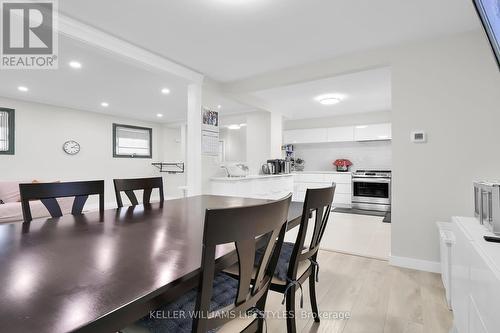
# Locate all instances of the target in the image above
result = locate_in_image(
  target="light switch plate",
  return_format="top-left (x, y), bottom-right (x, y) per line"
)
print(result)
top-left (411, 131), bottom-right (427, 143)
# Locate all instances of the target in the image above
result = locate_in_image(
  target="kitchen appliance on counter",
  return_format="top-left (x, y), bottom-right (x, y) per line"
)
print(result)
top-left (264, 159), bottom-right (291, 175)
top-left (474, 181), bottom-right (500, 235)
top-left (352, 170), bottom-right (392, 212)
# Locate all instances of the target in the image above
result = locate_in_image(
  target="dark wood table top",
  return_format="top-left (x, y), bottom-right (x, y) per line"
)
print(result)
top-left (0, 195), bottom-right (303, 333)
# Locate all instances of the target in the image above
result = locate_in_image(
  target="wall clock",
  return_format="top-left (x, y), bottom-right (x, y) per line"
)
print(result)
top-left (63, 140), bottom-right (81, 155)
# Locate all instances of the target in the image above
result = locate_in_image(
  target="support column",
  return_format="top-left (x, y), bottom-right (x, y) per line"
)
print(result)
top-left (186, 84), bottom-right (202, 196)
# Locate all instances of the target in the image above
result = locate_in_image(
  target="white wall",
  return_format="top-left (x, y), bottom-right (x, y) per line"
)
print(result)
top-left (0, 97), bottom-right (176, 206)
top-left (220, 127), bottom-right (247, 162)
top-left (160, 126), bottom-right (186, 198)
top-left (222, 29), bottom-right (500, 265)
top-left (294, 141), bottom-right (391, 171)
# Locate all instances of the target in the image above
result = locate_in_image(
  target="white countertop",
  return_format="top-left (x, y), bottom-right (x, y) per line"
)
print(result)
top-left (211, 174), bottom-right (294, 181)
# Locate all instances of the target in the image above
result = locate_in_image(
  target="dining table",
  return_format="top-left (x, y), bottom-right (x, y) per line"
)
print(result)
top-left (0, 195), bottom-right (304, 333)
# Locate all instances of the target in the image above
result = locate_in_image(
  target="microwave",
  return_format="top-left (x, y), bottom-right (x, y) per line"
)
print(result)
top-left (474, 182), bottom-right (500, 235)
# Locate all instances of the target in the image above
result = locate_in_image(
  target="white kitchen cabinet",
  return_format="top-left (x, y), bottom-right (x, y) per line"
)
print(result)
top-left (293, 172), bottom-right (352, 207)
top-left (283, 128), bottom-right (327, 144)
top-left (354, 123), bottom-right (392, 141)
top-left (449, 216), bottom-right (500, 333)
top-left (327, 126), bottom-right (354, 142)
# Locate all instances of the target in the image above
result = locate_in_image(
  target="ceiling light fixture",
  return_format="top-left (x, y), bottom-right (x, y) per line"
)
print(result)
top-left (239, 123), bottom-right (247, 127)
top-left (69, 61), bottom-right (82, 69)
top-left (315, 94), bottom-right (343, 106)
top-left (217, 105), bottom-right (222, 109)
top-left (161, 88), bottom-right (170, 95)
top-left (227, 124), bottom-right (241, 130)
top-left (157, 113), bottom-right (163, 118)
top-left (355, 125), bottom-right (368, 129)
top-left (101, 102), bottom-right (109, 107)
top-left (17, 86), bottom-right (28, 92)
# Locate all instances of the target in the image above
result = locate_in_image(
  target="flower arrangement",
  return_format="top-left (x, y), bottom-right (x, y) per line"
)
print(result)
top-left (333, 159), bottom-right (352, 172)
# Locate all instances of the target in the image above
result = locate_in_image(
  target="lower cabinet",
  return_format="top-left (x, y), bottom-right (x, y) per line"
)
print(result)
top-left (449, 217), bottom-right (500, 333)
top-left (292, 172), bottom-right (352, 207)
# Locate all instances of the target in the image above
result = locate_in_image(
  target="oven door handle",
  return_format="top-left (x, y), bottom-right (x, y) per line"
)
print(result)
top-left (352, 178), bottom-right (391, 183)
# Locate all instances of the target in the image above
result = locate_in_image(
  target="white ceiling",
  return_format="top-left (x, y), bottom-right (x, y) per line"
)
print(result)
top-left (252, 67), bottom-right (391, 119)
top-left (0, 37), bottom-right (248, 123)
top-left (59, 0), bottom-right (479, 82)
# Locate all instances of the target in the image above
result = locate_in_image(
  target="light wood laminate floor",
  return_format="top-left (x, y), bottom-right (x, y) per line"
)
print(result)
top-left (264, 251), bottom-right (453, 333)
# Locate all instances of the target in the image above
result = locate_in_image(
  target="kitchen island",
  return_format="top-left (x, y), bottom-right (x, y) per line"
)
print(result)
top-left (210, 174), bottom-right (294, 199)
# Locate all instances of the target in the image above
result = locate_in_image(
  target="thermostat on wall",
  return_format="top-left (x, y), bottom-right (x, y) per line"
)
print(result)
top-left (411, 131), bottom-right (427, 143)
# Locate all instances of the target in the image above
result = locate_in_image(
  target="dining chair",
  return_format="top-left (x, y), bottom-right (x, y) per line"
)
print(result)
top-left (274, 185), bottom-right (335, 333)
top-left (225, 185), bottom-right (335, 333)
top-left (19, 180), bottom-right (105, 223)
top-left (125, 194), bottom-right (292, 333)
top-left (113, 177), bottom-right (164, 208)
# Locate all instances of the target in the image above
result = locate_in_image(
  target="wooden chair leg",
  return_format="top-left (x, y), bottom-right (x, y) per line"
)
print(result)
top-left (309, 275), bottom-right (320, 323)
top-left (286, 286), bottom-right (297, 333)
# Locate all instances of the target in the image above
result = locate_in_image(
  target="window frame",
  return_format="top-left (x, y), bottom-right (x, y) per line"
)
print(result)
top-left (0, 108), bottom-right (15, 155)
top-left (112, 123), bottom-right (153, 159)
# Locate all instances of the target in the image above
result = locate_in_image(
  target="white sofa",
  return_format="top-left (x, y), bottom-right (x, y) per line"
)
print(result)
top-left (0, 181), bottom-right (73, 224)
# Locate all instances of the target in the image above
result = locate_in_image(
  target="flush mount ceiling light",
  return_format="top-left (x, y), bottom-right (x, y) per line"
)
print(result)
top-left (315, 94), bottom-right (342, 106)
top-left (217, 105), bottom-right (222, 109)
top-left (17, 86), bottom-right (28, 92)
top-left (69, 61), bottom-right (82, 69)
top-left (156, 113), bottom-right (163, 118)
top-left (161, 88), bottom-right (170, 95)
top-left (227, 124), bottom-right (241, 130)
top-left (100, 102), bottom-right (109, 107)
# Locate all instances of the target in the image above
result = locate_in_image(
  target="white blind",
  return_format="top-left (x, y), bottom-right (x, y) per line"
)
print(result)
top-left (115, 126), bottom-right (151, 156)
top-left (0, 111), bottom-right (9, 152)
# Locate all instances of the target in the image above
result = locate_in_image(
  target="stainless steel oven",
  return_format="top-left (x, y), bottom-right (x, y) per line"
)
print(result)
top-left (352, 170), bottom-right (391, 211)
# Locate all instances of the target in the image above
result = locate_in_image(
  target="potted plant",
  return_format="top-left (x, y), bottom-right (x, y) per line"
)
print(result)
top-left (333, 159), bottom-right (352, 172)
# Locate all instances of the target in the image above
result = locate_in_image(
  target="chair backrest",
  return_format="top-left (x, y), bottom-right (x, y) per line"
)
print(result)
top-left (113, 177), bottom-right (164, 208)
top-left (193, 194), bottom-right (292, 333)
top-left (19, 180), bottom-right (105, 223)
top-left (288, 185), bottom-right (335, 279)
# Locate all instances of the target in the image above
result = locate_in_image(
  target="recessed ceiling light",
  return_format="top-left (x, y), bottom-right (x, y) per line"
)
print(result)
top-left (356, 125), bottom-right (368, 129)
top-left (156, 113), bottom-right (163, 118)
top-left (227, 124), bottom-right (241, 130)
top-left (217, 105), bottom-right (222, 109)
top-left (315, 94), bottom-right (343, 106)
top-left (17, 86), bottom-right (28, 92)
top-left (69, 61), bottom-right (82, 69)
top-left (100, 102), bottom-right (109, 107)
top-left (161, 88), bottom-right (170, 95)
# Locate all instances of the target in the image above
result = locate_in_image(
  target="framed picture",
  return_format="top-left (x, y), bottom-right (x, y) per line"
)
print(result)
top-left (202, 107), bottom-right (219, 132)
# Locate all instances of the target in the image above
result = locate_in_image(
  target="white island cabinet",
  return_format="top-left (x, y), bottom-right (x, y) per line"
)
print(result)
top-left (447, 216), bottom-right (500, 333)
top-left (293, 172), bottom-right (352, 207)
top-left (210, 174), bottom-right (294, 200)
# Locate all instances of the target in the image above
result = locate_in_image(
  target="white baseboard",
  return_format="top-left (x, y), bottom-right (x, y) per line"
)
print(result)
top-left (389, 255), bottom-right (441, 274)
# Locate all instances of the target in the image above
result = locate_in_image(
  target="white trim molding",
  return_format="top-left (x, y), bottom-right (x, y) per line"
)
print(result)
top-left (389, 255), bottom-right (441, 274)
top-left (58, 15), bottom-right (204, 84)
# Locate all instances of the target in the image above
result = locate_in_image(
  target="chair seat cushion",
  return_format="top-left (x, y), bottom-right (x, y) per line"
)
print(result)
top-left (128, 273), bottom-right (238, 333)
top-left (255, 242), bottom-right (295, 281)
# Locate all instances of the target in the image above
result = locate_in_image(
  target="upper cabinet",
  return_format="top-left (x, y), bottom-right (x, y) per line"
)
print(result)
top-left (353, 123), bottom-right (392, 141)
top-left (283, 123), bottom-right (391, 144)
top-left (283, 128), bottom-right (327, 144)
top-left (327, 126), bottom-right (355, 142)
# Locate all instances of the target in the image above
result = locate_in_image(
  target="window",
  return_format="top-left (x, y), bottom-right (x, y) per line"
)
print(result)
top-left (0, 108), bottom-right (15, 155)
top-left (113, 124), bottom-right (152, 158)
